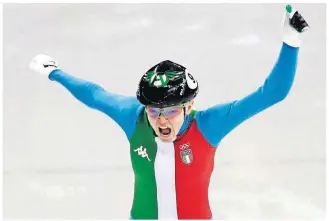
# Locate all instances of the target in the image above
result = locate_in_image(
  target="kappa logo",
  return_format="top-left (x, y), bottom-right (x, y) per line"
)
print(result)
top-left (134, 146), bottom-right (151, 161)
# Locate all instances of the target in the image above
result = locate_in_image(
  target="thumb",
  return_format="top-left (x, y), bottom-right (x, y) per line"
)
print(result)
top-left (283, 5), bottom-right (295, 27)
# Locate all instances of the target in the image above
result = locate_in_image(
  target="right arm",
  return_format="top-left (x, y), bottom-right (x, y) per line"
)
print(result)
top-left (48, 69), bottom-right (143, 139)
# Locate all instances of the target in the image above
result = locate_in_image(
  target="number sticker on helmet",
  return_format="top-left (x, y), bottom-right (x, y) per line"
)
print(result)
top-left (185, 70), bottom-right (197, 89)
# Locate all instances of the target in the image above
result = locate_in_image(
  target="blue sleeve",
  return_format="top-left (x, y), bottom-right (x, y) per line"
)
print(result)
top-left (49, 70), bottom-right (143, 139)
top-left (196, 42), bottom-right (299, 147)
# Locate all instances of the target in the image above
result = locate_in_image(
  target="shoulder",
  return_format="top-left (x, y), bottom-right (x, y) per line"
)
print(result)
top-left (194, 104), bottom-right (232, 148)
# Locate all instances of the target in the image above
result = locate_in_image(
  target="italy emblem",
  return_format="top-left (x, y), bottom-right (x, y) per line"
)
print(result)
top-left (180, 149), bottom-right (193, 165)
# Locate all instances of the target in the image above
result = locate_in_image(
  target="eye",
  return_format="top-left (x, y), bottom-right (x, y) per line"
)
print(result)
top-left (149, 108), bottom-right (158, 114)
top-left (166, 108), bottom-right (181, 115)
top-left (167, 109), bottom-right (178, 114)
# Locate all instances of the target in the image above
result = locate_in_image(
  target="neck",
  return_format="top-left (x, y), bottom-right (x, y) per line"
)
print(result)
top-left (177, 114), bottom-right (192, 136)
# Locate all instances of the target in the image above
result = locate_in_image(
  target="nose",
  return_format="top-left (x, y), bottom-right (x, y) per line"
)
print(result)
top-left (157, 114), bottom-right (168, 125)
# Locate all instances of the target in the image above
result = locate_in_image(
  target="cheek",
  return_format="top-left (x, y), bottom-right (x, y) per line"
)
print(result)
top-left (171, 114), bottom-right (185, 132)
top-left (147, 116), bottom-right (157, 128)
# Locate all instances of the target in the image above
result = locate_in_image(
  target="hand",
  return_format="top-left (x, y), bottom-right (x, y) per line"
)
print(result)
top-left (29, 54), bottom-right (59, 76)
top-left (282, 4), bottom-right (310, 47)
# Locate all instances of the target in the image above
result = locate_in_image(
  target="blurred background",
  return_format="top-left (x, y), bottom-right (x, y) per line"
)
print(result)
top-left (3, 3), bottom-right (326, 219)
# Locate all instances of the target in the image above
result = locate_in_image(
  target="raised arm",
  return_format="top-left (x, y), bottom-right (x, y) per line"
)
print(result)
top-left (195, 6), bottom-right (309, 147)
top-left (196, 42), bottom-right (298, 147)
top-left (29, 56), bottom-right (143, 139)
top-left (49, 70), bottom-right (143, 138)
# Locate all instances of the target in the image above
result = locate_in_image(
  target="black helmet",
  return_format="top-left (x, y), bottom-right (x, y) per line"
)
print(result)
top-left (136, 60), bottom-right (199, 108)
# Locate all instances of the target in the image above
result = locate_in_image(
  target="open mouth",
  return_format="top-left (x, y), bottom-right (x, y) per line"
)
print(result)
top-left (158, 126), bottom-right (172, 137)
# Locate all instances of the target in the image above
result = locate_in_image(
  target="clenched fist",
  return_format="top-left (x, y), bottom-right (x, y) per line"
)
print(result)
top-left (283, 5), bottom-right (310, 47)
top-left (29, 54), bottom-right (59, 76)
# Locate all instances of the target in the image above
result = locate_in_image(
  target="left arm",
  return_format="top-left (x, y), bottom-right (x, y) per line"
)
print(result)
top-left (196, 42), bottom-right (298, 147)
top-left (196, 5), bottom-right (309, 147)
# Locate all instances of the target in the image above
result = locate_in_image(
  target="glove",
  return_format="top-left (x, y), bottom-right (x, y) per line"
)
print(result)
top-left (282, 5), bottom-right (310, 48)
top-left (29, 54), bottom-right (59, 77)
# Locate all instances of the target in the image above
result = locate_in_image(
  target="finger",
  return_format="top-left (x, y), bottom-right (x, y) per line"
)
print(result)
top-left (283, 5), bottom-right (292, 27)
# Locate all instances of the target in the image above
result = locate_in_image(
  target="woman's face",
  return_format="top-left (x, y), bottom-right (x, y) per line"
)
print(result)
top-left (146, 100), bottom-right (194, 142)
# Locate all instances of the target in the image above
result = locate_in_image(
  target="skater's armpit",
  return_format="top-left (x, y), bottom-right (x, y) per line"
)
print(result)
top-left (92, 88), bottom-right (144, 139)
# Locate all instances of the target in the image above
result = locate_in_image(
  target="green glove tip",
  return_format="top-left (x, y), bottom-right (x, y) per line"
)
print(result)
top-left (286, 5), bottom-right (292, 13)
